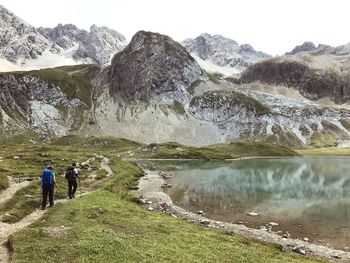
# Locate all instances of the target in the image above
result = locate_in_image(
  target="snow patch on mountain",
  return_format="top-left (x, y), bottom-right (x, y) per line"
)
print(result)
top-left (22, 46), bottom-right (80, 70)
top-left (191, 55), bottom-right (239, 76)
top-left (0, 58), bottom-right (21, 72)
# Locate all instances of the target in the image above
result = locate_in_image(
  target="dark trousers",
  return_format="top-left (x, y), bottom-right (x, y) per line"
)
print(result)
top-left (42, 185), bottom-right (54, 208)
top-left (68, 180), bottom-right (78, 198)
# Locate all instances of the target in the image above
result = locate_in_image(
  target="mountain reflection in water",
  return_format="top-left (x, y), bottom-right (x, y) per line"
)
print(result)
top-left (143, 157), bottom-right (350, 250)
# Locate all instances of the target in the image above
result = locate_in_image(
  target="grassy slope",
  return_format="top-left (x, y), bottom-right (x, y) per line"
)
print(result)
top-left (10, 159), bottom-right (321, 263)
top-left (0, 144), bottom-right (100, 223)
top-left (0, 138), bottom-right (298, 223)
top-left (0, 137), bottom-right (319, 262)
top-left (297, 147), bottom-right (350, 156)
top-left (133, 141), bottom-right (299, 160)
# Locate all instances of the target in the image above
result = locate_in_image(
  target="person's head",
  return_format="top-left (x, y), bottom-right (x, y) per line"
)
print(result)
top-left (72, 162), bottom-right (77, 167)
top-left (44, 159), bottom-right (52, 168)
top-left (48, 166), bottom-right (53, 171)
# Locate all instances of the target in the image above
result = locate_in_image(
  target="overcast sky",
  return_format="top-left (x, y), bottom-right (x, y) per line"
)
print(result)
top-left (2, 0), bottom-right (350, 55)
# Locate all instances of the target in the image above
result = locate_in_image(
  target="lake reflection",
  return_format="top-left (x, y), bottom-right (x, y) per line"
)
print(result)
top-left (145, 157), bottom-right (350, 250)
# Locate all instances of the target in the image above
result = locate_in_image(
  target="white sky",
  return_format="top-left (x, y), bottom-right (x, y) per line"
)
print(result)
top-left (1, 0), bottom-right (350, 55)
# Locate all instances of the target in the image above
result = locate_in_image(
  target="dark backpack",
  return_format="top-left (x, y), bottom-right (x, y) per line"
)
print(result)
top-left (65, 167), bottom-right (77, 181)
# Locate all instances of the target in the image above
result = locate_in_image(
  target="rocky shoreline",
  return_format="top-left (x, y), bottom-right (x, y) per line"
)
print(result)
top-left (136, 169), bottom-right (350, 262)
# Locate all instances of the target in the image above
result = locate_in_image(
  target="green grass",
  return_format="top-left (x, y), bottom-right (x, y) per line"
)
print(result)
top-left (0, 174), bottom-right (9, 192)
top-left (209, 74), bottom-right (221, 85)
top-left (1, 64), bottom-right (100, 108)
top-left (310, 131), bottom-right (337, 148)
top-left (0, 138), bottom-right (316, 262)
top-left (0, 144), bottom-right (96, 222)
top-left (171, 100), bottom-right (186, 115)
top-left (132, 141), bottom-right (299, 160)
top-left (187, 79), bottom-right (203, 95)
top-left (297, 147), bottom-right (350, 156)
top-left (10, 159), bottom-right (321, 263)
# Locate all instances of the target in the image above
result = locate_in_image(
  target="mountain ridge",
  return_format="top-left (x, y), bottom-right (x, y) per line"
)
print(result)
top-left (0, 5), bottom-right (127, 70)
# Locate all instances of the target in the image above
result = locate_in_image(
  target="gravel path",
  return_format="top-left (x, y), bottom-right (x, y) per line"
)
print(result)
top-left (0, 157), bottom-right (114, 263)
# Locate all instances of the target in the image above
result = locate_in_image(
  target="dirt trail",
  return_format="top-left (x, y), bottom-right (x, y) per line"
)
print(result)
top-left (0, 156), bottom-right (113, 263)
top-left (100, 157), bottom-right (114, 177)
top-left (0, 177), bottom-right (31, 207)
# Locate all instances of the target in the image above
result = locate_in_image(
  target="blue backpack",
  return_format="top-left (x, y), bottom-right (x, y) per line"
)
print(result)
top-left (42, 169), bottom-right (54, 186)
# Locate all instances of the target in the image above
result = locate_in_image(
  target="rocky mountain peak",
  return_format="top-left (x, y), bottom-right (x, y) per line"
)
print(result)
top-left (0, 5), bottom-right (127, 69)
top-left (98, 30), bottom-right (207, 103)
top-left (182, 33), bottom-right (270, 75)
top-left (37, 23), bottom-right (88, 49)
top-left (74, 24), bottom-right (127, 64)
top-left (286, 41), bottom-right (332, 55)
top-left (286, 41), bottom-right (317, 55)
top-left (0, 5), bottom-right (51, 64)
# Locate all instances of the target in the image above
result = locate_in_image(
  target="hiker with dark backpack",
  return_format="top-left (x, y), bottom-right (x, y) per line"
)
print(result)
top-left (41, 164), bottom-right (57, 210)
top-left (65, 162), bottom-right (80, 199)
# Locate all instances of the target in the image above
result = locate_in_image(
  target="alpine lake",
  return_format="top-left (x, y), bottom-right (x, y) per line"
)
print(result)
top-left (142, 157), bottom-right (350, 251)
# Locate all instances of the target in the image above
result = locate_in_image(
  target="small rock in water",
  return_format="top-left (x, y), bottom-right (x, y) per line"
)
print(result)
top-left (148, 207), bottom-right (154, 211)
top-left (14, 156), bottom-right (20, 159)
top-left (303, 237), bottom-right (309, 242)
top-left (269, 222), bottom-right (279, 226)
top-left (238, 221), bottom-right (243, 224)
top-left (146, 201), bottom-right (152, 205)
top-left (197, 210), bottom-right (204, 215)
top-left (247, 212), bottom-right (259, 217)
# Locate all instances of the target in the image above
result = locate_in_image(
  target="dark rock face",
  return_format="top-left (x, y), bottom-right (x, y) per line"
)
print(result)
top-left (98, 31), bottom-right (207, 103)
top-left (286, 42), bottom-right (331, 55)
top-left (241, 59), bottom-right (350, 103)
top-left (286, 42), bottom-right (317, 55)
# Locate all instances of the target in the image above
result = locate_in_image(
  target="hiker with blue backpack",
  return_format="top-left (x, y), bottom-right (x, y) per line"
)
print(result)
top-left (41, 164), bottom-right (57, 210)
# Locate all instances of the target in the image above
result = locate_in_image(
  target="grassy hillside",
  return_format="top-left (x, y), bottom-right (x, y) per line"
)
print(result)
top-left (297, 146), bottom-right (350, 156)
top-left (0, 137), bottom-right (318, 262)
top-left (131, 141), bottom-right (298, 160)
top-left (9, 158), bottom-right (320, 263)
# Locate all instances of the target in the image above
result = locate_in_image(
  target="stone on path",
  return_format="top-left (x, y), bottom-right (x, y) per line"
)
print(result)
top-left (247, 212), bottom-right (258, 216)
